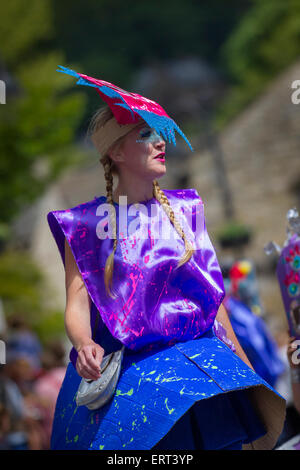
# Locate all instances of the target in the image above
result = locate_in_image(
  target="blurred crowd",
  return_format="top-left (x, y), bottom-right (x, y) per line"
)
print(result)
top-left (0, 257), bottom-right (299, 449)
top-left (0, 316), bottom-right (66, 450)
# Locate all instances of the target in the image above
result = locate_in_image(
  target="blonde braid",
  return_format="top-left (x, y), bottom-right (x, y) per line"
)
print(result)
top-left (100, 155), bottom-right (118, 299)
top-left (152, 180), bottom-right (194, 268)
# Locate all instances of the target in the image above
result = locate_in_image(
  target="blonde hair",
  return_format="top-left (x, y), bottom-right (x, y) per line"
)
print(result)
top-left (88, 106), bottom-right (194, 298)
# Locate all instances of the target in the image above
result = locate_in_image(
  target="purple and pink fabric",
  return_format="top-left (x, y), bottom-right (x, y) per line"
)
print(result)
top-left (47, 188), bottom-right (285, 450)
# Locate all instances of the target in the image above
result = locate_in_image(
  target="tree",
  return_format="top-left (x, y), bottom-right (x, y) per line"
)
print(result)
top-left (216, 0), bottom-right (300, 127)
top-left (51, 0), bottom-right (251, 134)
top-left (0, 0), bottom-right (87, 225)
top-left (0, 249), bottom-right (64, 343)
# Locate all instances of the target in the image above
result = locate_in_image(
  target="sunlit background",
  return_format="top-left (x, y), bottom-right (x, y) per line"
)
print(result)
top-left (0, 0), bottom-right (300, 449)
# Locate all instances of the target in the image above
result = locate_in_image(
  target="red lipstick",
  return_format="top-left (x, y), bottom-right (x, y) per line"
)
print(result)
top-left (154, 152), bottom-right (165, 162)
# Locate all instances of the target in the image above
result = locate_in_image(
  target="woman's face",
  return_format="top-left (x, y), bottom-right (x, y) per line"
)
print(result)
top-left (109, 123), bottom-right (166, 180)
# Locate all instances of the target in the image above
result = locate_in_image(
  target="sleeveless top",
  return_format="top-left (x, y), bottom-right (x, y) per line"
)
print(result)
top-left (47, 188), bottom-right (226, 358)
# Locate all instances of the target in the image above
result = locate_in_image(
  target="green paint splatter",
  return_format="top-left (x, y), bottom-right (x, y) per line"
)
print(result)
top-left (122, 436), bottom-right (134, 447)
top-left (99, 445), bottom-right (104, 450)
top-left (64, 406), bottom-right (80, 444)
top-left (162, 376), bottom-right (182, 383)
top-left (190, 353), bottom-right (201, 359)
top-left (74, 435), bottom-right (79, 443)
top-left (116, 388), bottom-right (134, 397)
top-left (131, 419), bottom-right (138, 430)
top-left (164, 398), bottom-right (175, 415)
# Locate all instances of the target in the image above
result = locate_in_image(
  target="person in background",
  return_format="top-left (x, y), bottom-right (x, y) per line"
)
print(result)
top-left (1, 327), bottom-right (46, 449)
top-left (0, 363), bottom-right (27, 450)
top-left (33, 340), bottom-right (66, 449)
top-left (220, 258), bottom-right (285, 387)
top-left (6, 315), bottom-right (42, 373)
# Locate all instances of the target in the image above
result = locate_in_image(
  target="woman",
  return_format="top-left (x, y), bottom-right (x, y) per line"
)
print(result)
top-left (47, 66), bottom-right (285, 450)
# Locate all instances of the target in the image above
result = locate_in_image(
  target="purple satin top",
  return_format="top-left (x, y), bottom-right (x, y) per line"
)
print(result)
top-left (47, 188), bottom-right (227, 361)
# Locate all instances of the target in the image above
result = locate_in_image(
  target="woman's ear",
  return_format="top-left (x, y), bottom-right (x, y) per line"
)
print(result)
top-left (107, 141), bottom-right (124, 164)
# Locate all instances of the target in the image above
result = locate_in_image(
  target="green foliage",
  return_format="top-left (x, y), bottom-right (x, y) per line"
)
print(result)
top-left (33, 310), bottom-right (65, 345)
top-left (215, 0), bottom-right (300, 128)
top-left (0, 250), bottom-right (44, 317)
top-left (0, 0), bottom-right (54, 67)
top-left (0, 223), bottom-right (11, 251)
top-left (52, 0), bottom-right (245, 78)
top-left (50, 0), bottom-right (300, 136)
top-left (0, 249), bottom-right (64, 343)
top-left (216, 222), bottom-right (253, 248)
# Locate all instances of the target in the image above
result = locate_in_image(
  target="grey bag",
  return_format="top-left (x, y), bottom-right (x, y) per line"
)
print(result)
top-left (75, 345), bottom-right (125, 410)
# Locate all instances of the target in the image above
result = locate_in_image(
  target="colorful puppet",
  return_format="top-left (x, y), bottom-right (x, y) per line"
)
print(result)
top-left (228, 259), bottom-right (264, 316)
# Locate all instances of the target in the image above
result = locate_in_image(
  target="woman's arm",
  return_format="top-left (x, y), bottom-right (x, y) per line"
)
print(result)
top-left (216, 302), bottom-right (254, 371)
top-left (64, 238), bottom-right (104, 380)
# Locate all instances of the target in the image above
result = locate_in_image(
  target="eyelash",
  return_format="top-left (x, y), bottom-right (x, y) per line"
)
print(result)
top-left (140, 130), bottom-right (151, 139)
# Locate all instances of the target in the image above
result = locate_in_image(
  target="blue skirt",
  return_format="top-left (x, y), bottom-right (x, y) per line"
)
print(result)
top-left (50, 330), bottom-right (285, 450)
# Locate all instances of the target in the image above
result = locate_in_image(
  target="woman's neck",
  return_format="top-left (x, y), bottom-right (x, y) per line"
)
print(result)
top-left (112, 181), bottom-right (154, 205)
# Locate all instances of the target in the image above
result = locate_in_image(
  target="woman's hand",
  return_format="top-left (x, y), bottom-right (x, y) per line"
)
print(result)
top-left (76, 339), bottom-right (105, 381)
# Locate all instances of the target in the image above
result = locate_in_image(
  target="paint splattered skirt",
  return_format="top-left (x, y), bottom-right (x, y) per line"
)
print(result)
top-left (50, 329), bottom-right (285, 450)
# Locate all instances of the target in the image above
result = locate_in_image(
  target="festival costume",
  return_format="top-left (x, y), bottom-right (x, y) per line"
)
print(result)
top-left (48, 189), bottom-right (285, 450)
top-left (47, 67), bottom-right (286, 450)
